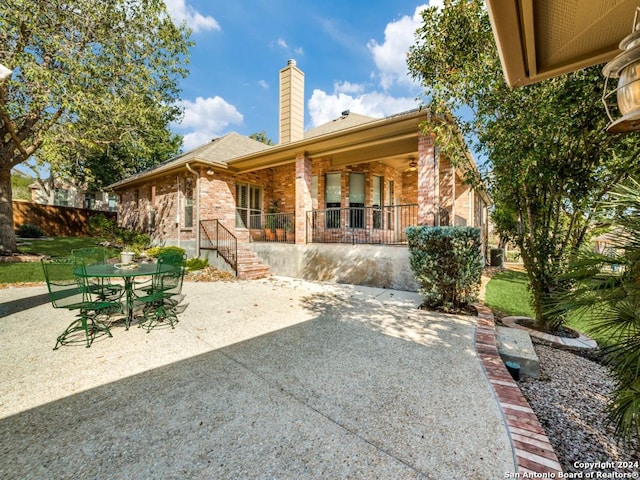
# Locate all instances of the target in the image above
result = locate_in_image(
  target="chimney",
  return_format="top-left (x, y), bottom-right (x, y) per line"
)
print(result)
top-left (279, 59), bottom-right (304, 144)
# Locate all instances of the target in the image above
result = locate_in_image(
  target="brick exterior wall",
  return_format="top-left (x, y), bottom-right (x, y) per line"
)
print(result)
top-left (454, 173), bottom-right (471, 226)
top-left (417, 133), bottom-right (436, 225)
top-left (438, 156), bottom-right (455, 216)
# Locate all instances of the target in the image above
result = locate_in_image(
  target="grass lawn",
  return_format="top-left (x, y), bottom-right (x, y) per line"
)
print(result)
top-left (484, 269), bottom-right (613, 348)
top-left (484, 270), bottom-right (535, 318)
top-left (17, 237), bottom-right (117, 258)
top-left (0, 237), bottom-right (118, 284)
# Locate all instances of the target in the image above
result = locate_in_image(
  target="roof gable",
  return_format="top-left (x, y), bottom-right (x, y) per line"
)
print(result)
top-left (304, 111), bottom-right (377, 139)
top-left (173, 132), bottom-right (272, 165)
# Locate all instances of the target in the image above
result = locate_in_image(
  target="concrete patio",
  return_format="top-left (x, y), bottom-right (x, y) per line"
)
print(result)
top-left (0, 277), bottom-right (515, 479)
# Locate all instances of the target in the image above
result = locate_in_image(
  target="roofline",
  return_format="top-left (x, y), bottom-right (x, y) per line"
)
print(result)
top-left (226, 108), bottom-right (430, 173)
top-left (107, 158), bottom-right (228, 191)
top-left (108, 108), bottom-right (432, 190)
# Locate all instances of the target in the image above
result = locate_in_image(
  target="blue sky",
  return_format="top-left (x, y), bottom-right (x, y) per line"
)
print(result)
top-left (164, 0), bottom-right (442, 151)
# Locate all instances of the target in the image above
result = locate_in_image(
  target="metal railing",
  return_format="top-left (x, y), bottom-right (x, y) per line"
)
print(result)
top-left (200, 219), bottom-right (238, 274)
top-left (248, 212), bottom-right (295, 243)
top-left (306, 204), bottom-right (421, 245)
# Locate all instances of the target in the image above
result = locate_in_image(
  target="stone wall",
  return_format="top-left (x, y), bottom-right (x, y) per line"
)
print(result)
top-left (249, 242), bottom-right (419, 291)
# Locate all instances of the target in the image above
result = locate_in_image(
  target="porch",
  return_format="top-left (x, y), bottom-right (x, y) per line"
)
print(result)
top-left (246, 204), bottom-right (450, 245)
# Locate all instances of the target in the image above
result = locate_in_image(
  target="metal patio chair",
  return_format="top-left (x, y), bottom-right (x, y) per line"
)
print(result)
top-left (133, 253), bottom-right (186, 332)
top-left (42, 257), bottom-right (122, 350)
top-left (71, 247), bottom-right (124, 301)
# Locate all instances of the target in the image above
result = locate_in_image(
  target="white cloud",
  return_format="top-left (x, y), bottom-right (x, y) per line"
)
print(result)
top-left (174, 96), bottom-right (243, 150)
top-left (257, 80), bottom-right (269, 90)
top-left (308, 88), bottom-right (417, 128)
top-left (272, 38), bottom-right (304, 56)
top-left (367, 4), bottom-right (428, 90)
top-left (334, 81), bottom-right (365, 95)
top-left (164, 0), bottom-right (220, 33)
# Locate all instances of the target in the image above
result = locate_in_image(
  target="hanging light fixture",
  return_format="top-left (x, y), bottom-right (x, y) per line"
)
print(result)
top-left (602, 7), bottom-right (640, 133)
top-left (406, 157), bottom-right (417, 172)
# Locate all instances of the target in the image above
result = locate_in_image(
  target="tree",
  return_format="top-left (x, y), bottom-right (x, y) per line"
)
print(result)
top-left (407, 0), bottom-right (640, 332)
top-left (249, 131), bottom-right (274, 145)
top-left (548, 178), bottom-right (640, 442)
top-left (0, 0), bottom-right (191, 253)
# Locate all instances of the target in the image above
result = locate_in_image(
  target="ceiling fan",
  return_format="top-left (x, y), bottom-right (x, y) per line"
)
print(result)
top-left (405, 157), bottom-right (417, 172)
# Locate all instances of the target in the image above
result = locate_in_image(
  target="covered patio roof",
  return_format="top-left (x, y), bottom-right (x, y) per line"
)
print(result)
top-left (486, 0), bottom-right (639, 87)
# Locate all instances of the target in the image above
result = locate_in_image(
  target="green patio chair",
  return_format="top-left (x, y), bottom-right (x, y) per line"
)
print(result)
top-left (41, 257), bottom-right (122, 350)
top-left (133, 254), bottom-right (186, 332)
top-left (72, 247), bottom-right (124, 301)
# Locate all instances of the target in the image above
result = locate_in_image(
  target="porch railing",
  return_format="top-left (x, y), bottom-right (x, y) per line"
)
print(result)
top-left (248, 212), bottom-right (295, 243)
top-left (199, 219), bottom-right (238, 274)
top-left (306, 204), bottom-right (421, 245)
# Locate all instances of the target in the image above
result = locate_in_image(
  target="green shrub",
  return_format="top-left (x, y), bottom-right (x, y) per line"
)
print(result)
top-left (147, 246), bottom-right (186, 258)
top-left (185, 257), bottom-right (208, 271)
top-left (16, 223), bottom-right (45, 238)
top-left (145, 246), bottom-right (161, 258)
top-left (407, 226), bottom-right (483, 312)
top-left (88, 214), bottom-right (118, 238)
top-left (88, 214), bottom-right (150, 252)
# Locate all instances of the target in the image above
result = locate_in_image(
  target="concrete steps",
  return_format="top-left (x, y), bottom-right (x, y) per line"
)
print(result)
top-left (236, 247), bottom-right (271, 280)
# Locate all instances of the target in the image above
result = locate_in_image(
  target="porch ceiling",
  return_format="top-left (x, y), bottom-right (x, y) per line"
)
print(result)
top-left (487, 0), bottom-right (638, 87)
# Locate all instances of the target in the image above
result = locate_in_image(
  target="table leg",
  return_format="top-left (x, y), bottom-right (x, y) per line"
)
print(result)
top-left (124, 277), bottom-right (134, 330)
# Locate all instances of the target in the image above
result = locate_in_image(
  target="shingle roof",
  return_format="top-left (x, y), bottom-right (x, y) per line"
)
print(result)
top-left (107, 132), bottom-right (272, 189)
top-left (168, 132), bottom-right (272, 165)
top-left (304, 111), bottom-right (377, 139)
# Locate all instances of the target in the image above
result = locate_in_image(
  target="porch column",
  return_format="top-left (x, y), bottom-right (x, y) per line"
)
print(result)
top-left (295, 151), bottom-right (312, 244)
top-left (417, 133), bottom-right (436, 226)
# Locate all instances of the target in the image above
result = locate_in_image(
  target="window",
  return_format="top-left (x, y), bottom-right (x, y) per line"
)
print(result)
top-left (184, 178), bottom-right (194, 228)
top-left (108, 194), bottom-right (118, 212)
top-left (236, 183), bottom-right (262, 229)
top-left (349, 173), bottom-right (365, 229)
top-left (325, 173), bottom-right (341, 228)
top-left (373, 176), bottom-right (383, 229)
top-left (387, 180), bottom-right (394, 230)
top-left (54, 188), bottom-right (68, 207)
top-left (83, 193), bottom-right (96, 210)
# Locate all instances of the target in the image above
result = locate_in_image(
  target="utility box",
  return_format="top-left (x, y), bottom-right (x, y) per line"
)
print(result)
top-left (490, 248), bottom-right (504, 267)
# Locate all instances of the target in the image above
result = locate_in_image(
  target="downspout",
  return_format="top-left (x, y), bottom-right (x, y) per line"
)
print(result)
top-left (176, 175), bottom-right (181, 248)
top-left (185, 163), bottom-right (200, 258)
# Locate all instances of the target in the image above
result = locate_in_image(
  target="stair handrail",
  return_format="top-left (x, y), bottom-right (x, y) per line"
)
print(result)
top-left (199, 219), bottom-right (238, 275)
top-left (216, 220), bottom-right (238, 275)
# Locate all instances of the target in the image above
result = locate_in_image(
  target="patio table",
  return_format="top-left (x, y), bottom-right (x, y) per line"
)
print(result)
top-left (75, 262), bottom-right (174, 329)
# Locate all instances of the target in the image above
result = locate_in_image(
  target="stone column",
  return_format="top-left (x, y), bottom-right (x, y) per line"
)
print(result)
top-left (417, 133), bottom-right (436, 226)
top-left (295, 151), bottom-right (312, 244)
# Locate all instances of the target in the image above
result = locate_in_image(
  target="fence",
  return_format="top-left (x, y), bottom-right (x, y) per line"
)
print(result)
top-left (12, 201), bottom-right (117, 237)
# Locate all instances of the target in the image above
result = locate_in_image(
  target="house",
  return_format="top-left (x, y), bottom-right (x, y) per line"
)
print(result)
top-left (109, 60), bottom-right (490, 289)
top-left (30, 178), bottom-right (118, 212)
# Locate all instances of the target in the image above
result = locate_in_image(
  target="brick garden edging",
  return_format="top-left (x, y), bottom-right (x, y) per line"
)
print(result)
top-left (474, 303), bottom-right (564, 475)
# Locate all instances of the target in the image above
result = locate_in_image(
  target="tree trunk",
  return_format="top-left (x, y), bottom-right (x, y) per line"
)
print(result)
top-left (0, 167), bottom-right (17, 254)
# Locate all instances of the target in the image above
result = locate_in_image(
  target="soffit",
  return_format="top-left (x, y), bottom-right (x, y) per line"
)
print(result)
top-left (486, 0), bottom-right (639, 87)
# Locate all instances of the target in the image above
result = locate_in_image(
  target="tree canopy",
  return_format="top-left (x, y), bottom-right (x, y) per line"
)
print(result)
top-left (407, 0), bottom-right (640, 330)
top-left (0, 0), bottom-right (192, 252)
